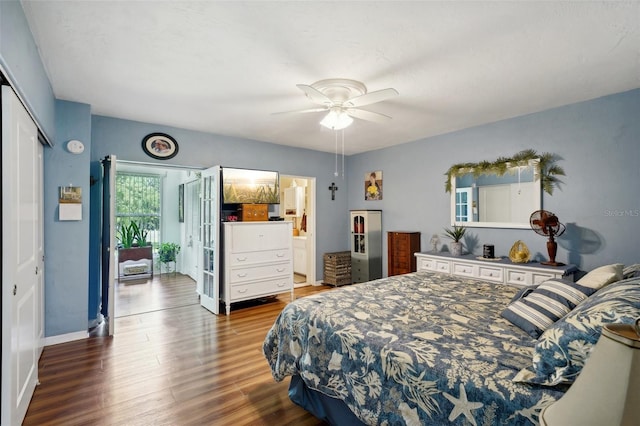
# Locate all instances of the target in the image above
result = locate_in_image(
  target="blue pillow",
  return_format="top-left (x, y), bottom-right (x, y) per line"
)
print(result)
top-left (508, 284), bottom-right (538, 303)
top-left (501, 278), bottom-right (596, 338)
top-left (515, 277), bottom-right (640, 386)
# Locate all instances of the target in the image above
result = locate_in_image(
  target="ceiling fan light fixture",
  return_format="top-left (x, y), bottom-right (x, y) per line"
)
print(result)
top-left (320, 109), bottom-right (353, 130)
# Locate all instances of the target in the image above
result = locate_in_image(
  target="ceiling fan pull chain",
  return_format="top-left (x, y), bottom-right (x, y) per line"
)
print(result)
top-left (334, 130), bottom-right (339, 177)
top-left (341, 130), bottom-right (345, 178)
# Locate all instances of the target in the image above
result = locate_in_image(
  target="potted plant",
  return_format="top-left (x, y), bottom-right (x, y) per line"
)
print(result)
top-left (117, 222), bottom-right (136, 249)
top-left (130, 221), bottom-right (150, 247)
top-left (158, 242), bottom-right (181, 274)
top-left (443, 225), bottom-right (466, 256)
top-left (117, 220), bottom-right (154, 279)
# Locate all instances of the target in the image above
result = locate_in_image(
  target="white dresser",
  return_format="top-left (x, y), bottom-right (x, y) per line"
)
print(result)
top-left (222, 221), bottom-right (294, 315)
top-left (415, 252), bottom-right (576, 287)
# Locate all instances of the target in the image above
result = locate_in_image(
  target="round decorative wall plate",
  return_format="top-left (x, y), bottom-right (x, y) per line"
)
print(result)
top-left (141, 133), bottom-right (179, 160)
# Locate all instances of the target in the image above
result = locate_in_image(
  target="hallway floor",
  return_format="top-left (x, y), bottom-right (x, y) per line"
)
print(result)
top-left (115, 273), bottom-right (199, 317)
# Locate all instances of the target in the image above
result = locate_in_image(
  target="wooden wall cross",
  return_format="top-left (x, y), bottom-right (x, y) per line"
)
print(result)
top-left (328, 182), bottom-right (338, 200)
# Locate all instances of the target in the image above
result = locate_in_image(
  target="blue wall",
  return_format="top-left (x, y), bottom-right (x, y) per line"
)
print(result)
top-left (43, 100), bottom-right (92, 336)
top-left (347, 89), bottom-right (640, 274)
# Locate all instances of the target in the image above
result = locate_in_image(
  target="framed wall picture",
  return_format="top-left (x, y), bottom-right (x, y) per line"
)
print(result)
top-left (365, 170), bottom-right (383, 200)
top-left (141, 133), bottom-right (179, 160)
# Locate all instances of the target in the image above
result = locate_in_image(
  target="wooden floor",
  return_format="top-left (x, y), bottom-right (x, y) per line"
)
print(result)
top-left (114, 273), bottom-right (200, 317)
top-left (24, 274), bottom-right (335, 425)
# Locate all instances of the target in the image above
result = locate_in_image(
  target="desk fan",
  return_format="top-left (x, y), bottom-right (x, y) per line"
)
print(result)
top-left (530, 209), bottom-right (566, 266)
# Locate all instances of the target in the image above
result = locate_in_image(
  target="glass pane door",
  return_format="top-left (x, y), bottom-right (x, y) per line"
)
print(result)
top-left (351, 213), bottom-right (366, 255)
top-left (199, 166), bottom-right (220, 314)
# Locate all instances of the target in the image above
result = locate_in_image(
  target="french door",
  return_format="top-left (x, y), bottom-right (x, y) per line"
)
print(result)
top-left (1, 86), bottom-right (43, 426)
top-left (198, 166), bottom-right (220, 314)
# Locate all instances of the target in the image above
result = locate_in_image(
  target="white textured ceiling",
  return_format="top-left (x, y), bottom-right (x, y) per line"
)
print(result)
top-left (21, 1), bottom-right (640, 155)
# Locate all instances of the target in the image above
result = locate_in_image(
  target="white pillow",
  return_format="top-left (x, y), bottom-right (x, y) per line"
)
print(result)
top-left (577, 263), bottom-right (623, 289)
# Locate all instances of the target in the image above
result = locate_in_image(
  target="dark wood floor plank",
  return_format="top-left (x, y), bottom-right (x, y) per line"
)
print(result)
top-left (24, 273), bottom-right (332, 425)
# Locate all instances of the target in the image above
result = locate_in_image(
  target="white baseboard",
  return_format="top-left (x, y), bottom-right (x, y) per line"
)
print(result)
top-left (44, 330), bottom-right (89, 347)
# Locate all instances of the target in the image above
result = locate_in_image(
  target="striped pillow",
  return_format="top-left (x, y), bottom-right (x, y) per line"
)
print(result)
top-left (501, 278), bottom-right (597, 338)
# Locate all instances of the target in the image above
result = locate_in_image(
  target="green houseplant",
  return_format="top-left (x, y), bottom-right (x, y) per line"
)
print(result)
top-left (444, 149), bottom-right (565, 195)
top-left (117, 220), bottom-right (151, 248)
top-left (130, 221), bottom-right (150, 247)
top-left (158, 242), bottom-right (181, 273)
top-left (117, 222), bottom-right (136, 248)
top-left (443, 225), bottom-right (466, 256)
top-left (117, 220), bottom-right (154, 280)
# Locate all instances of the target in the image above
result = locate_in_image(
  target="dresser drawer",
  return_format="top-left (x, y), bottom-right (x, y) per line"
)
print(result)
top-left (228, 262), bottom-right (291, 284)
top-left (418, 257), bottom-right (450, 273)
top-left (506, 269), bottom-right (529, 286)
top-left (531, 271), bottom-right (559, 284)
top-left (226, 223), bottom-right (291, 252)
top-left (228, 277), bottom-right (291, 301)
top-left (478, 265), bottom-right (503, 283)
top-left (227, 249), bottom-right (290, 266)
top-left (506, 269), bottom-right (560, 286)
top-left (452, 261), bottom-right (475, 278)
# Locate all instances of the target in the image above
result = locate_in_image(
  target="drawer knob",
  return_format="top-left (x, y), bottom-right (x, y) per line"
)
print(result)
top-left (277, 282), bottom-right (286, 287)
top-left (276, 253), bottom-right (285, 257)
top-left (276, 268), bottom-right (285, 272)
top-left (237, 257), bottom-right (247, 262)
top-left (238, 288), bottom-right (248, 294)
top-left (237, 272), bottom-right (248, 278)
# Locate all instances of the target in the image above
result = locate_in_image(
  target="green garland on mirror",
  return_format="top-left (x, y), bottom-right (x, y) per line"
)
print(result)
top-left (444, 149), bottom-right (565, 195)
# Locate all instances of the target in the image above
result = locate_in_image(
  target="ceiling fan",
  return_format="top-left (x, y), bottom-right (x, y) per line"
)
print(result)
top-left (275, 79), bottom-right (399, 130)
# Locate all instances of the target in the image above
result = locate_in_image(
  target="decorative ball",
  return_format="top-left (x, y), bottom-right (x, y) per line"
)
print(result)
top-left (509, 240), bottom-right (531, 263)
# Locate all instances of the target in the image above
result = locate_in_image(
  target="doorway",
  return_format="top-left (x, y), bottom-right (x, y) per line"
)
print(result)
top-left (112, 161), bottom-right (201, 319)
top-left (280, 175), bottom-right (317, 287)
top-left (102, 164), bottom-right (319, 329)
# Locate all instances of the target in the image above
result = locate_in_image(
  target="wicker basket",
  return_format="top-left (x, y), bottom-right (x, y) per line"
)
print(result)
top-left (323, 251), bottom-right (352, 286)
top-left (509, 240), bottom-right (531, 263)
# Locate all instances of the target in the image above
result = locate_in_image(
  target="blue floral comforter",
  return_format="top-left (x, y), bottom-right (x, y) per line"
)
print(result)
top-left (263, 272), bottom-right (565, 425)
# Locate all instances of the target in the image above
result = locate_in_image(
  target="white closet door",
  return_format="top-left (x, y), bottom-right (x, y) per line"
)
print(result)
top-left (1, 86), bottom-right (42, 426)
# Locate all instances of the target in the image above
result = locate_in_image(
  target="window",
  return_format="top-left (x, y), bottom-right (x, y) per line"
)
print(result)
top-left (455, 188), bottom-right (473, 222)
top-left (116, 173), bottom-right (161, 247)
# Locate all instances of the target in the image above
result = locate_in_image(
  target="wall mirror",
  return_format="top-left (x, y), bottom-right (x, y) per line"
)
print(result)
top-left (449, 159), bottom-right (541, 229)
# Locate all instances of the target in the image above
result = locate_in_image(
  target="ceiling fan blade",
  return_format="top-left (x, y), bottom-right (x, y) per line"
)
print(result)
top-left (296, 84), bottom-right (333, 106)
top-left (272, 107), bottom-right (328, 116)
top-left (343, 88), bottom-right (398, 108)
top-left (346, 108), bottom-right (392, 123)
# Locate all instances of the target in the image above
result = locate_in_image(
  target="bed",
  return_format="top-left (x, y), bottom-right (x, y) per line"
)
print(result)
top-left (263, 267), bottom-right (640, 425)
